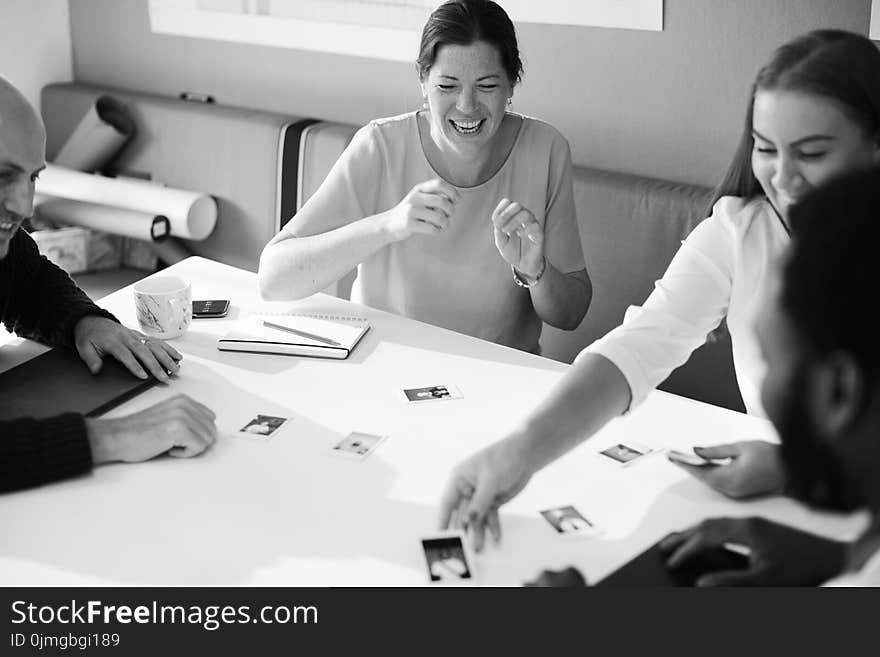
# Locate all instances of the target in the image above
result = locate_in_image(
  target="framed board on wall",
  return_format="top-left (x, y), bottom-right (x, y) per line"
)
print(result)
top-left (148, 0), bottom-right (664, 62)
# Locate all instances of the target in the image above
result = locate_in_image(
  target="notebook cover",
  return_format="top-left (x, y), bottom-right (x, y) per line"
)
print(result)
top-left (0, 348), bottom-right (156, 421)
top-left (217, 316), bottom-right (369, 359)
top-left (216, 339), bottom-right (352, 359)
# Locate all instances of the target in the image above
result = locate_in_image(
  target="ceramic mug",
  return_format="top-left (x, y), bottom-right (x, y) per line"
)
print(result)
top-left (133, 275), bottom-right (192, 339)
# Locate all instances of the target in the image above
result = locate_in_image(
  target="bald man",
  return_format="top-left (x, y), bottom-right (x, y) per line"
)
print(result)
top-left (1, 76), bottom-right (216, 492)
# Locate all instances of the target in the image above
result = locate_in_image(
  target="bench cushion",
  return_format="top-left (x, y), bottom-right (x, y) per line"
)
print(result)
top-left (540, 167), bottom-right (745, 412)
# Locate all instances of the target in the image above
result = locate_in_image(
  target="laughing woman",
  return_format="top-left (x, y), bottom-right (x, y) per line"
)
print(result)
top-left (258, 0), bottom-right (590, 354)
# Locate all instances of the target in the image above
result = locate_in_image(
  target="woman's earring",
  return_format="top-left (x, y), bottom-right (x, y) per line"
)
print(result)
top-left (422, 95), bottom-right (429, 110)
top-left (507, 97), bottom-right (512, 108)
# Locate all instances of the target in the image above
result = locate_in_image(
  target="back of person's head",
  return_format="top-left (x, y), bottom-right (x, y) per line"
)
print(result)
top-left (712, 30), bottom-right (880, 207)
top-left (771, 165), bottom-right (880, 510)
top-left (416, 0), bottom-right (523, 86)
top-left (784, 164), bottom-right (880, 388)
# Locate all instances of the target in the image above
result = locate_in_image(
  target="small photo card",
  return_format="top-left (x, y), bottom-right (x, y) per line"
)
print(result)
top-left (598, 441), bottom-right (654, 466)
top-left (237, 414), bottom-right (289, 440)
top-left (420, 531), bottom-right (474, 583)
top-left (667, 449), bottom-right (732, 468)
top-left (540, 505), bottom-right (601, 536)
top-left (331, 431), bottom-right (387, 460)
top-left (402, 384), bottom-right (463, 403)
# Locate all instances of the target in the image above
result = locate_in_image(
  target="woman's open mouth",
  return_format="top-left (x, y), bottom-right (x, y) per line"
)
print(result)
top-left (449, 118), bottom-right (485, 135)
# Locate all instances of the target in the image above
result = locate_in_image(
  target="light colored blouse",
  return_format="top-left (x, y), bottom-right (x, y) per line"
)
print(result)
top-left (284, 111), bottom-right (585, 353)
top-left (581, 196), bottom-right (789, 416)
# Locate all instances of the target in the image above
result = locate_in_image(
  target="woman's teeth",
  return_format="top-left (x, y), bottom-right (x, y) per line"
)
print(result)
top-left (450, 119), bottom-right (483, 134)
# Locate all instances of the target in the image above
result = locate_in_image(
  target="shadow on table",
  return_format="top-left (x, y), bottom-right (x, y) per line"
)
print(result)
top-left (365, 314), bottom-right (568, 374)
top-left (524, 475), bottom-right (865, 586)
top-left (166, 305), bottom-right (564, 376)
top-left (0, 369), bottom-right (550, 586)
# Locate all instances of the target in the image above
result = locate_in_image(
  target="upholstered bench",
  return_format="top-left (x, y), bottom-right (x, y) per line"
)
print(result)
top-left (540, 167), bottom-right (743, 412)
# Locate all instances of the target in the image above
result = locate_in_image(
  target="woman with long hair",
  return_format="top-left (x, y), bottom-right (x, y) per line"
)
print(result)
top-left (440, 30), bottom-right (880, 549)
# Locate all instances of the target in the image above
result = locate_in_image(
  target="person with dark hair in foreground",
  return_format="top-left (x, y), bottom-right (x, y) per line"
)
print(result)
top-left (660, 165), bottom-right (880, 586)
top-left (531, 165), bottom-right (880, 586)
top-left (1, 76), bottom-right (217, 493)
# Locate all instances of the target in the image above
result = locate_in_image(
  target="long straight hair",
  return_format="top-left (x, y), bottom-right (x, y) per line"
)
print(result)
top-left (710, 30), bottom-right (880, 211)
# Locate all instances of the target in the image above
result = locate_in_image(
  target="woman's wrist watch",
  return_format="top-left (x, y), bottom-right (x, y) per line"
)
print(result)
top-left (512, 257), bottom-right (547, 288)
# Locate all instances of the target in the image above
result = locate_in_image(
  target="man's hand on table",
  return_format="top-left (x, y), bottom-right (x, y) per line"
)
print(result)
top-left (659, 516), bottom-right (848, 586)
top-left (86, 394), bottom-right (217, 464)
top-left (439, 435), bottom-right (535, 552)
top-left (74, 315), bottom-right (181, 383)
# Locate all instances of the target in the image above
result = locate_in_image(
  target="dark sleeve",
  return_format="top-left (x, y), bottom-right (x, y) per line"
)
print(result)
top-left (0, 413), bottom-right (94, 493)
top-left (1, 229), bottom-right (117, 349)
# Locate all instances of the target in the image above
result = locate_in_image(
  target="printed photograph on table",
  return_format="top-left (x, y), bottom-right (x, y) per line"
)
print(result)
top-left (540, 505), bottom-right (601, 536)
top-left (238, 414), bottom-right (289, 438)
top-left (331, 432), bottom-right (387, 459)
top-left (402, 384), bottom-right (463, 403)
top-left (421, 532), bottom-right (473, 583)
top-left (598, 442), bottom-right (654, 466)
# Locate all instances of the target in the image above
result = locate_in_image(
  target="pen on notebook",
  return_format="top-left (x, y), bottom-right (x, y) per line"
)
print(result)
top-left (262, 320), bottom-right (342, 347)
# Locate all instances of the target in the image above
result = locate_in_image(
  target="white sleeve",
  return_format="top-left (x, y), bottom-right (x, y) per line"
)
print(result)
top-left (579, 198), bottom-right (741, 410)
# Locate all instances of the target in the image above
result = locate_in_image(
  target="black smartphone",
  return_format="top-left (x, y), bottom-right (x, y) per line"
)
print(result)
top-left (192, 299), bottom-right (230, 318)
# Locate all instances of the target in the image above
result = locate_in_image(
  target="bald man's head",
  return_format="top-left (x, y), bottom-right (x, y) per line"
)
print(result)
top-left (0, 77), bottom-right (45, 147)
top-left (0, 76), bottom-right (47, 259)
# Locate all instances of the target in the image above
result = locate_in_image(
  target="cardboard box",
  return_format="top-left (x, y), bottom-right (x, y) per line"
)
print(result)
top-left (30, 227), bottom-right (88, 274)
top-left (29, 227), bottom-right (123, 274)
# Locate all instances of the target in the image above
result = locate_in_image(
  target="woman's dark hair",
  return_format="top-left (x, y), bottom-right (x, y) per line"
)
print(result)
top-left (416, 0), bottom-right (523, 87)
top-left (710, 30), bottom-right (880, 210)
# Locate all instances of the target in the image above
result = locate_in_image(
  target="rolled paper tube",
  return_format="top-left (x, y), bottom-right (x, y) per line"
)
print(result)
top-left (33, 194), bottom-right (170, 242)
top-left (36, 164), bottom-right (217, 240)
top-left (54, 95), bottom-right (136, 172)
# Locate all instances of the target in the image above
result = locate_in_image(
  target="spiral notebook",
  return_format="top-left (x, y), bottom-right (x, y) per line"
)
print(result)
top-left (217, 312), bottom-right (370, 359)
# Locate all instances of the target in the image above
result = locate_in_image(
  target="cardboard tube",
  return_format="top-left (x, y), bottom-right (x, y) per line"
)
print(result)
top-left (54, 95), bottom-right (136, 172)
top-left (33, 194), bottom-right (169, 242)
top-left (36, 164), bottom-right (217, 240)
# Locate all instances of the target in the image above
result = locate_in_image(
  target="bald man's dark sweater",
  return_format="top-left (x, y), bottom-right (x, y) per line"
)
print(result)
top-left (1, 229), bottom-right (116, 492)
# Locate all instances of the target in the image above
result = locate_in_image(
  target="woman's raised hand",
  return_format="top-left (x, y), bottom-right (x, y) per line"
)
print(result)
top-left (381, 178), bottom-right (460, 241)
top-left (491, 198), bottom-right (545, 278)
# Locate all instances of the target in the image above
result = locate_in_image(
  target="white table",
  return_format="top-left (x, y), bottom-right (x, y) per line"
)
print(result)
top-left (0, 257), bottom-right (865, 586)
